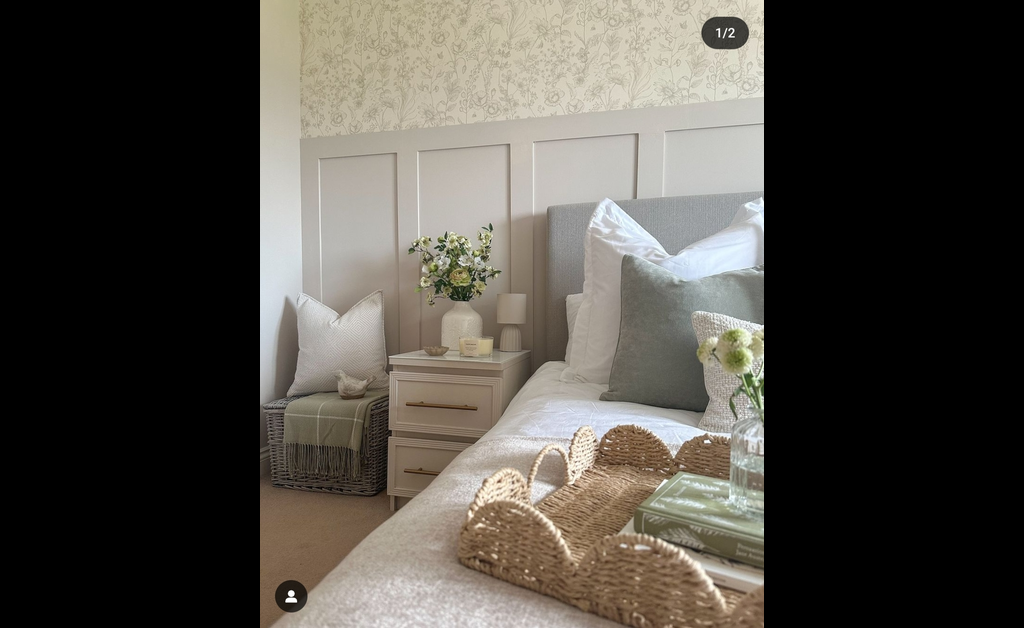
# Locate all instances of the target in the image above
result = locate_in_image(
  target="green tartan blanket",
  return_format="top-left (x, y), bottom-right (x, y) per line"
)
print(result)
top-left (283, 390), bottom-right (389, 478)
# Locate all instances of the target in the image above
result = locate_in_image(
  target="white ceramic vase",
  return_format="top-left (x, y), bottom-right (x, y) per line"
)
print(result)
top-left (441, 301), bottom-right (483, 350)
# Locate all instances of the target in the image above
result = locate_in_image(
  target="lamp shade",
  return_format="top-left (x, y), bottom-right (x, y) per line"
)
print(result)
top-left (496, 293), bottom-right (527, 324)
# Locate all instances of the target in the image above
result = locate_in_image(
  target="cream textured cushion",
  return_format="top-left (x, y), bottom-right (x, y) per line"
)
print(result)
top-left (287, 291), bottom-right (389, 397)
top-left (692, 311), bottom-right (764, 434)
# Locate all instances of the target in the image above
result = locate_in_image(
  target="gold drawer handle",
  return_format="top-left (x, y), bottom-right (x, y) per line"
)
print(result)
top-left (406, 401), bottom-right (478, 411)
top-left (404, 467), bottom-right (441, 476)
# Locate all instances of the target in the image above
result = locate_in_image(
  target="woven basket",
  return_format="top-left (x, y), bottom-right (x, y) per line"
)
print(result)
top-left (263, 395), bottom-right (390, 496)
top-left (459, 425), bottom-right (763, 628)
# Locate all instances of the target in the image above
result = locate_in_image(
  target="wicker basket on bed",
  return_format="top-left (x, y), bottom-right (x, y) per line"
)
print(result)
top-left (263, 395), bottom-right (390, 496)
top-left (458, 425), bottom-right (763, 628)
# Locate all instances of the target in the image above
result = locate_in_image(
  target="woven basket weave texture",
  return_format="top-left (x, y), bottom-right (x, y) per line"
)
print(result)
top-left (459, 425), bottom-right (763, 628)
top-left (263, 395), bottom-right (390, 496)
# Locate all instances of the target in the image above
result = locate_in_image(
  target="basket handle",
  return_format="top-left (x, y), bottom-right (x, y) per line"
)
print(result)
top-left (526, 444), bottom-right (571, 492)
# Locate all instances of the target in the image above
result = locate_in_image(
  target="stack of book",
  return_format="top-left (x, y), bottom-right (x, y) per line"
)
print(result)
top-left (624, 471), bottom-right (764, 592)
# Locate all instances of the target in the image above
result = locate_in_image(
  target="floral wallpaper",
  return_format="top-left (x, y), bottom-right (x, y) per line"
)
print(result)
top-left (300, 0), bottom-right (764, 138)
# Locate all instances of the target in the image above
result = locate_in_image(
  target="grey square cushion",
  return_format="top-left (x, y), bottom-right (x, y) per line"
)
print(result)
top-left (600, 256), bottom-right (764, 411)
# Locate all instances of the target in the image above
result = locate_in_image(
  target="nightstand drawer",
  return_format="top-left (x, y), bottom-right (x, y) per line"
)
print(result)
top-left (388, 437), bottom-right (470, 496)
top-left (390, 372), bottom-right (501, 437)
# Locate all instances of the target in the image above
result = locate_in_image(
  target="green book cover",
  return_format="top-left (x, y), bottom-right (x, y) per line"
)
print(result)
top-left (634, 472), bottom-right (764, 569)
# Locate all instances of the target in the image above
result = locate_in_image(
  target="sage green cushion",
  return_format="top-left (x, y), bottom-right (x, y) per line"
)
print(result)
top-left (600, 256), bottom-right (764, 411)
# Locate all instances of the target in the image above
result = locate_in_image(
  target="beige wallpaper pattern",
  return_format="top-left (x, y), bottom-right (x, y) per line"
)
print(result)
top-left (300, 0), bottom-right (764, 138)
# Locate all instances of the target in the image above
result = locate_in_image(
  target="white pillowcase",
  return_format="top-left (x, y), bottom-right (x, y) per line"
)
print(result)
top-left (287, 291), bottom-right (389, 397)
top-left (564, 293), bottom-right (584, 363)
top-left (565, 197), bottom-right (764, 384)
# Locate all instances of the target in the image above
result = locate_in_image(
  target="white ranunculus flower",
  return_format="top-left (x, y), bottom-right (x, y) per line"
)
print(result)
top-left (717, 328), bottom-right (752, 354)
top-left (473, 280), bottom-right (486, 293)
top-left (721, 348), bottom-right (754, 375)
top-left (419, 277), bottom-right (431, 288)
top-left (459, 254), bottom-right (473, 267)
top-left (474, 257), bottom-right (485, 269)
top-left (696, 337), bottom-right (718, 365)
top-left (751, 336), bottom-right (764, 359)
top-left (437, 255), bottom-right (450, 270)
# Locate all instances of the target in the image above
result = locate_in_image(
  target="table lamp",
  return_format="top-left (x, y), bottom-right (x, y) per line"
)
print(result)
top-left (497, 293), bottom-right (527, 352)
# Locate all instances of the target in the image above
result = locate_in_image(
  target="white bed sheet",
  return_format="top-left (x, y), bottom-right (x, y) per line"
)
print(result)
top-left (484, 360), bottom-right (713, 443)
top-left (274, 361), bottom-right (718, 628)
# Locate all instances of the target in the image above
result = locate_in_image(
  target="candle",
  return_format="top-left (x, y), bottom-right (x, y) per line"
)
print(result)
top-left (459, 336), bottom-right (493, 357)
top-left (459, 337), bottom-right (480, 357)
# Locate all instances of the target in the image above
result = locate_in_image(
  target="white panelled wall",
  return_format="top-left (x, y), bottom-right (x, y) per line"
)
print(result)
top-left (300, 99), bottom-right (765, 372)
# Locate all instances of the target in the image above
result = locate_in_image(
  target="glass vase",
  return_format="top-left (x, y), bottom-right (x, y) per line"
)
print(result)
top-left (729, 406), bottom-right (764, 519)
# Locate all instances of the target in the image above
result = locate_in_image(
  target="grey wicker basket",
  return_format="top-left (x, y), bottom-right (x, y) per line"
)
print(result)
top-left (263, 394), bottom-right (390, 496)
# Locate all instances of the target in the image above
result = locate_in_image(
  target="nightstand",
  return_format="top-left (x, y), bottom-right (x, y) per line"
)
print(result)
top-left (386, 349), bottom-right (531, 510)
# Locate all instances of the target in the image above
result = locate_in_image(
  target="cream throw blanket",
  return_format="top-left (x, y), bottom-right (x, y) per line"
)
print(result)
top-left (274, 435), bottom-right (642, 628)
top-left (283, 391), bottom-right (389, 478)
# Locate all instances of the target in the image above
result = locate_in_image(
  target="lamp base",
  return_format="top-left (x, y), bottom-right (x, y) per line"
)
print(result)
top-left (499, 325), bottom-right (522, 352)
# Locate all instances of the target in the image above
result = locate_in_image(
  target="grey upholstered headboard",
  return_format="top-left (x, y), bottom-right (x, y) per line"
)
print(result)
top-left (545, 192), bottom-right (763, 361)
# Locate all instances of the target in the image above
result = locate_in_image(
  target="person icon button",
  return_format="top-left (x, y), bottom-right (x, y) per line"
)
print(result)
top-left (276, 581), bottom-right (307, 612)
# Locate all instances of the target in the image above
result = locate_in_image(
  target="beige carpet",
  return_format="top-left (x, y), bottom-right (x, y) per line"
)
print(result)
top-left (260, 475), bottom-right (393, 628)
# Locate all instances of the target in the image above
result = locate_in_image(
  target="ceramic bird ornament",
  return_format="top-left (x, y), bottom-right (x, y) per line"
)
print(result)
top-left (335, 370), bottom-right (374, 399)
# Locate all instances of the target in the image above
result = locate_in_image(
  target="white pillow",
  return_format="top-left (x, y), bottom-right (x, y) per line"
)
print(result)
top-left (564, 293), bottom-right (584, 363)
top-left (692, 311), bottom-right (763, 434)
top-left (287, 291), bottom-right (389, 397)
top-left (565, 197), bottom-right (763, 384)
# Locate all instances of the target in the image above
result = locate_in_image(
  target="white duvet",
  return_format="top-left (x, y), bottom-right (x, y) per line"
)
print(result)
top-left (484, 361), bottom-right (711, 444)
top-left (274, 362), bottom-right (719, 628)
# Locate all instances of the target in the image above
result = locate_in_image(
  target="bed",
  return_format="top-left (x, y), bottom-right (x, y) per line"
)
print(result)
top-left (275, 191), bottom-right (764, 628)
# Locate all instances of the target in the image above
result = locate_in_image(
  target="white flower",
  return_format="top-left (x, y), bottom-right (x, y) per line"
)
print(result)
top-left (436, 256), bottom-right (450, 271)
top-left (474, 256), bottom-right (485, 269)
top-left (751, 336), bottom-right (764, 359)
top-left (721, 348), bottom-right (754, 375)
top-left (458, 254), bottom-right (473, 267)
top-left (419, 277), bottom-right (431, 288)
top-left (696, 337), bottom-right (718, 365)
top-left (750, 328), bottom-right (764, 358)
top-left (717, 328), bottom-right (752, 354)
top-left (422, 265), bottom-right (429, 274)
top-left (447, 234), bottom-right (459, 248)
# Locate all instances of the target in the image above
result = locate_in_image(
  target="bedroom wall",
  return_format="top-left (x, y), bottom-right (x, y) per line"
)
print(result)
top-left (300, 99), bottom-right (764, 371)
top-left (300, 0), bottom-right (764, 138)
top-left (261, 0), bottom-right (302, 476)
